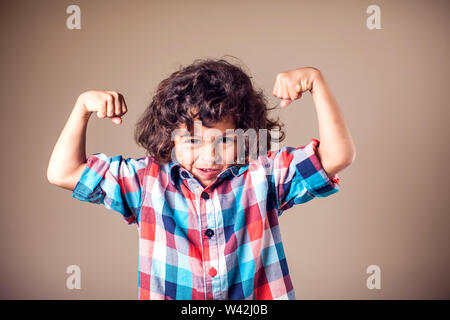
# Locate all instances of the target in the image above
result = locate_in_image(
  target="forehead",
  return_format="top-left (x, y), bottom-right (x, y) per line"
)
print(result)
top-left (176, 116), bottom-right (236, 138)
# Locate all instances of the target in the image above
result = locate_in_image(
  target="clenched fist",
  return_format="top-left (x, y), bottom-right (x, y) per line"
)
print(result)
top-left (76, 90), bottom-right (128, 125)
top-left (272, 67), bottom-right (321, 108)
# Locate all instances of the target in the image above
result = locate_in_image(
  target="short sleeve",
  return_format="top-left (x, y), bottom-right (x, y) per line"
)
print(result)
top-left (71, 153), bottom-right (148, 225)
top-left (260, 138), bottom-right (341, 215)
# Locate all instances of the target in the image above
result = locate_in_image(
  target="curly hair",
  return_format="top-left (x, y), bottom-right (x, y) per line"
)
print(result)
top-left (134, 57), bottom-right (285, 164)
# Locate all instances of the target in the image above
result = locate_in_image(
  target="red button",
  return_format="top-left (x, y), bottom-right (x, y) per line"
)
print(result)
top-left (208, 268), bottom-right (217, 277)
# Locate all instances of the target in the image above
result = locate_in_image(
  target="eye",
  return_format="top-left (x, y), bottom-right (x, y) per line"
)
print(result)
top-left (187, 138), bottom-right (201, 144)
top-left (222, 137), bottom-right (234, 144)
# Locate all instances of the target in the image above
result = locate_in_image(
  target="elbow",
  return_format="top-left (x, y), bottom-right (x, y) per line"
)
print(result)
top-left (47, 169), bottom-right (60, 185)
top-left (339, 144), bottom-right (356, 168)
top-left (324, 152), bottom-right (356, 177)
top-left (47, 163), bottom-right (86, 191)
top-left (318, 141), bottom-right (356, 175)
top-left (47, 165), bottom-right (64, 186)
top-left (349, 148), bottom-right (356, 165)
top-left (344, 150), bottom-right (356, 167)
top-left (47, 171), bottom-right (73, 190)
top-left (340, 151), bottom-right (356, 170)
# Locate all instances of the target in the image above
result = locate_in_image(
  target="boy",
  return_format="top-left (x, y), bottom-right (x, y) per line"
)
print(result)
top-left (47, 58), bottom-right (355, 300)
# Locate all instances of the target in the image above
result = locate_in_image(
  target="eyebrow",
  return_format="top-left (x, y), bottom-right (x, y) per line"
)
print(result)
top-left (179, 131), bottom-right (192, 137)
top-left (180, 132), bottom-right (235, 138)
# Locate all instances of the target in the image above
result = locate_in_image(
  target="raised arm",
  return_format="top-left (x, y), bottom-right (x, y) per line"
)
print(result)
top-left (272, 67), bottom-right (356, 177)
top-left (310, 70), bottom-right (356, 176)
top-left (47, 90), bottom-right (127, 190)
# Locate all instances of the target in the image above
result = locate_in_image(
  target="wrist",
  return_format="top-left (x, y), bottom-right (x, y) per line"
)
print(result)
top-left (310, 69), bottom-right (325, 95)
top-left (73, 96), bottom-right (92, 119)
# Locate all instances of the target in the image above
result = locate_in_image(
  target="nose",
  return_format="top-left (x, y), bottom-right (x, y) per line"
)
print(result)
top-left (201, 142), bottom-right (222, 163)
top-left (201, 143), bottom-right (216, 162)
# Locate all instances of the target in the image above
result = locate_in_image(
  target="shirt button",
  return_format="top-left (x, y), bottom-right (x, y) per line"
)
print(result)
top-left (208, 267), bottom-right (217, 277)
top-left (201, 192), bottom-right (210, 199)
top-left (181, 171), bottom-right (190, 179)
top-left (205, 229), bottom-right (214, 238)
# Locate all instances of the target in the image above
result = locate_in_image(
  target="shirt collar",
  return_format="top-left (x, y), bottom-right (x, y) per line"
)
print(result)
top-left (168, 159), bottom-right (249, 185)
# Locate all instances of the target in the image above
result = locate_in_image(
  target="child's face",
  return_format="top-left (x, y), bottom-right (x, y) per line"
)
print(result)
top-left (173, 115), bottom-right (237, 188)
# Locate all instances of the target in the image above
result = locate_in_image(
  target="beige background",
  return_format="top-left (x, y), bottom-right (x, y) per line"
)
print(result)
top-left (0, 0), bottom-right (449, 299)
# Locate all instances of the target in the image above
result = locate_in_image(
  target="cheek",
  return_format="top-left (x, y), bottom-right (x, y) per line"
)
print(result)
top-left (175, 144), bottom-right (195, 165)
top-left (222, 143), bottom-right (236, 164)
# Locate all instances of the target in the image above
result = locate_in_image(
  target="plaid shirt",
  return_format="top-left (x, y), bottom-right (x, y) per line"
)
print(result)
top-left (72, 138), bottom-right (340, 300)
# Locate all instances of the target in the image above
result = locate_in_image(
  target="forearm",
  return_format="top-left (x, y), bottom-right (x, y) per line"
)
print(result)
top-left (47, 97), bottom-right (91, 185)
top-left (311, 72), bottom-right (356, 176)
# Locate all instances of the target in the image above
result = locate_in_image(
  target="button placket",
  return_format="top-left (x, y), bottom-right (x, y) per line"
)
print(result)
top-left (204, 191), bottom-right (223, 299)
top-left (210, 194), bottom-right (228, 299)
top-left (198, 189), bottom-right (214, 297)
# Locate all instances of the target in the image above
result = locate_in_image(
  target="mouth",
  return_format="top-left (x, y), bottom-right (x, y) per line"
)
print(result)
top-left (195, 167), bottom-right (221, 178)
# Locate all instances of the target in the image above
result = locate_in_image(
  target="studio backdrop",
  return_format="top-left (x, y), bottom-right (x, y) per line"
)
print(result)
top-left (0, 0), bottom-right (448, 299)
